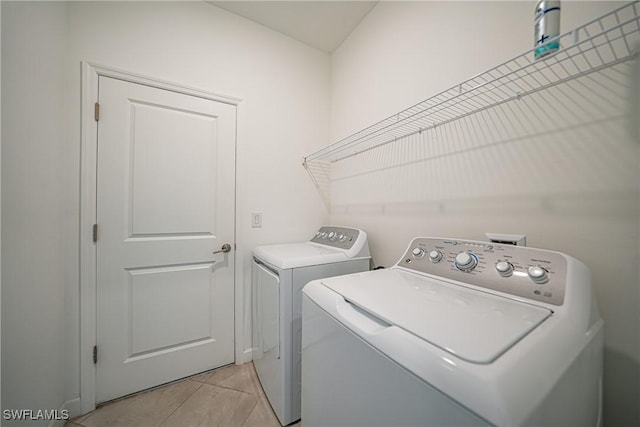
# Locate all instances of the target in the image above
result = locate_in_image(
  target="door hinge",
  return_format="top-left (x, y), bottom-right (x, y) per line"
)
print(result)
top-left (93, 345), bottom-right (98, 364)
top-left (94, 102), bottom-right (100, 122)
top-left (92, 224), bottom-right (98, 243)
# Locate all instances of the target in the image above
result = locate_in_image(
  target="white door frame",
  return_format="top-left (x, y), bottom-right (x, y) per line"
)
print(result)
top-left (79, 62), bottom-right (244, 414)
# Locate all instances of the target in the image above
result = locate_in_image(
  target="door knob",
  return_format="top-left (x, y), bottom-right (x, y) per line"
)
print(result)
top-left (212, 243), bottom-right (232, 255)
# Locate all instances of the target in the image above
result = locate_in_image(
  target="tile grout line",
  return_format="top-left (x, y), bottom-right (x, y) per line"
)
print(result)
top-left (155, 379), bottom-right (206, 427)
top-left (203, 381), bottom-right (260, 397)
top-left (239, 394), bottom-right (261, 427)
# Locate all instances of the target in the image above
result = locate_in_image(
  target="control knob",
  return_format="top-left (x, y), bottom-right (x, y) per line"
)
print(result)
top-left (455, 252), bottom-right (478, 272)
top-left (428, 250), bottom-right (443, 263)
top-left (495, 261), bottom-right (514, 277)
top-left (328, 231), bottom-right (337, 241)
top-left (412, 247), bottom-right (425, 258)
top-left (338, 234), bottom-right (347, 242)
top-left (528, 266), bottom-right (549, 284)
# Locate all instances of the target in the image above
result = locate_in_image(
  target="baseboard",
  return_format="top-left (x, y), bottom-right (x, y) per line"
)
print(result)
top-left (46, 397), bottom-right (81, 427)
top-left (240, 347), bottom-right (254, 364)
top-left (241, 347), bottom-right (254, 363)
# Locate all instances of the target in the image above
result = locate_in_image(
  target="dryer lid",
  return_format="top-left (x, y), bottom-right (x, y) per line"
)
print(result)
top-left (322, 268), bottom-right (552, 364)
top-left (254, 243), bottom-right (352, 269)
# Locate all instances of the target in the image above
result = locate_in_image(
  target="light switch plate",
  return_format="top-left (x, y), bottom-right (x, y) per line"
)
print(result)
top-left (251, 212), bottom-right (262, 228)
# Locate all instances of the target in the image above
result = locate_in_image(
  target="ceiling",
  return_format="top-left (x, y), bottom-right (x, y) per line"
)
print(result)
top-left (208, 1), bottom-right (378, 53)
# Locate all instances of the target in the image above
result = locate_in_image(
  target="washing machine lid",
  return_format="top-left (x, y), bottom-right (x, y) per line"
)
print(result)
top-left (322, 268), bottom-right (552, 364)
top-left (254, 243), bottom-right (353, 269)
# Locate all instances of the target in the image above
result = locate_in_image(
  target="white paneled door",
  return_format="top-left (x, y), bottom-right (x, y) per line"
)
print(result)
top-left (96, 77), bottom-right (236, 403)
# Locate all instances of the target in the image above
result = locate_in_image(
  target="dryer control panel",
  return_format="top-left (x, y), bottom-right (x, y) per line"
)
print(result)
top-left (398, 237), bottom-right (568, 306)
top-left (311, 227), bottom-right (361, 250)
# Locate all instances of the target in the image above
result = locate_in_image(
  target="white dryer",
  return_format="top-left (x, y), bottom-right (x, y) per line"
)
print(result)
top-left (302, 237), bottom-right (603, 427)
top-left (252, 226), bottom-right (370, 426)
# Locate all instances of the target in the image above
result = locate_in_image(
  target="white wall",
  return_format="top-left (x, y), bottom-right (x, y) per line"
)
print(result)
top-left (1, 1), bottom-right (69, 424)
top-left (2, 0), bottom-right (330, 418)
top-left (329, 2), bottom-right (639, 426)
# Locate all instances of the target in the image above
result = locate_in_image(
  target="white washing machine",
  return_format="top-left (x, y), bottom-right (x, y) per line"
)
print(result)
top-left (302, 237), bottom-right (603, 427)
top-left (252, 226), bottom-right (370, 426)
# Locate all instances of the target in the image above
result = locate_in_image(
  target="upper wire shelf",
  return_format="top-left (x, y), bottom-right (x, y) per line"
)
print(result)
top-left (304, 1), bottom-right (640, 165)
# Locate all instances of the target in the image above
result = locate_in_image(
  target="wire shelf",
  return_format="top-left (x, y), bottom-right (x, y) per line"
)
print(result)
top-left (304, 1), bottom-right (640, 165)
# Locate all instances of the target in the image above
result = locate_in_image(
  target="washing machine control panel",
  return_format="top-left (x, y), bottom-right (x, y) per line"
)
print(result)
top-left (399, 238), bottom-right (567, 305)
top-left (311, 227), bottom-right (363, 250)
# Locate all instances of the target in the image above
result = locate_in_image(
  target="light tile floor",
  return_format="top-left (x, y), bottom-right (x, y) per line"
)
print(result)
top-left (66, 362), bottom-right (301, 427)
